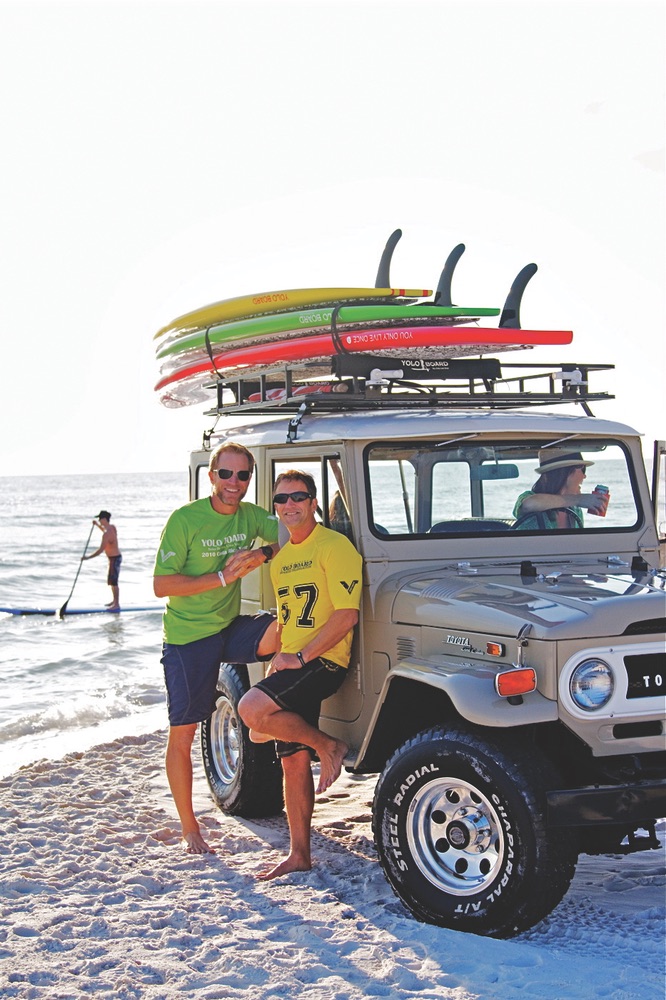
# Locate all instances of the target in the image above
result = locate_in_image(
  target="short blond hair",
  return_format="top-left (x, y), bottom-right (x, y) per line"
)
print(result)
top-left (208, 442), bottom-right (255, 475)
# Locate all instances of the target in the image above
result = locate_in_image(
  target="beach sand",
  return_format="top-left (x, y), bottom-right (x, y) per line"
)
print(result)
top-left (0, 731), bottom-right (664, 1000)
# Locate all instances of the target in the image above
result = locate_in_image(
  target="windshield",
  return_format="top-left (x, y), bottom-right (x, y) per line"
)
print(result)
top-left (365, 439), bottom-right (640, 537)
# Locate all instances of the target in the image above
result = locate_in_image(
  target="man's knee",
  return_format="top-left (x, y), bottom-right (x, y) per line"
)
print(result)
top-left (167, 723), bottom-right (197, 753)
top-left (238, 687), bottom-right (269, 727)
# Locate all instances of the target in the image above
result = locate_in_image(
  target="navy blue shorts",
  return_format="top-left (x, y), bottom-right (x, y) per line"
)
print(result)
top-left (254, 657), bottom-right (347, 758)
top-left (162, 613), bottom-right (275, 727)
top-left (107, 555), bottom-right (122, 586)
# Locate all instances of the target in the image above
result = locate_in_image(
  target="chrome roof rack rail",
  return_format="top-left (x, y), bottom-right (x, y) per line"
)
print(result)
top-left (202, 358), bottom-right (614, 418)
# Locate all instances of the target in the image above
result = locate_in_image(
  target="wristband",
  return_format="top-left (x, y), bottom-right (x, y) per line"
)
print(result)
top-left (296, 651), bottom-right (307, 668)
top-left (218, 570), bottom-right (227, 587)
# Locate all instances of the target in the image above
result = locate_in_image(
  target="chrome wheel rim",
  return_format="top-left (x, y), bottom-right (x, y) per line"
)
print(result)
top-left (210, 695), bottom-right (240, 785)
top-left (406, 777), bottom-right (504, 895)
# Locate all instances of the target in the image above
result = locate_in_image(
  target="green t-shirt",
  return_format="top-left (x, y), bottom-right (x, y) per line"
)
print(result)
top-left (154, 497), bottom-right (279, 644)
top-left (270, 524), bottom-right (362, 668)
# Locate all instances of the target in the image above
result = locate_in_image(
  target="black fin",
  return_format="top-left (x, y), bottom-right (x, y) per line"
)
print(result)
top-left (499, 263), bottom-right (538, 329)
top-left (433, 244), bottom-right (465, 306)
top-left (375, 229), bottom-right (402, 287)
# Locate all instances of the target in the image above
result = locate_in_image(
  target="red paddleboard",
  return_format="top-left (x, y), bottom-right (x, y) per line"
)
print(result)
top-left (155, 325), bottom-right (573, 407)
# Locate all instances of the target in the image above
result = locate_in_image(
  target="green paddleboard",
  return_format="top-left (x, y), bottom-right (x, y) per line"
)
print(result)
top-left (156, 303), bottom-right (500, 361)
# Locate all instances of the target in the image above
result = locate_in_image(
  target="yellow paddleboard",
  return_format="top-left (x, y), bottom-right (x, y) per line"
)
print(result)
top-left (154, 286), bottom-right (432, 341)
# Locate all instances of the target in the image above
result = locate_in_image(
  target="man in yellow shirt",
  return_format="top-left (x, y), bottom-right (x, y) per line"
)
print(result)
top-left (239, 470), bottom-right (362, 881)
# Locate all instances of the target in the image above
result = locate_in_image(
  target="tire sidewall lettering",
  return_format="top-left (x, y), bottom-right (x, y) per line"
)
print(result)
top-left (378, 747), bottom-right (524, 918)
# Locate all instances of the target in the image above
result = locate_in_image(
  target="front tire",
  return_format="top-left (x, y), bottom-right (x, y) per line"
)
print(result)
top-left (200, 662), bottom-right (283, 817)
top-left (372, 726), bottom-right (578, 938)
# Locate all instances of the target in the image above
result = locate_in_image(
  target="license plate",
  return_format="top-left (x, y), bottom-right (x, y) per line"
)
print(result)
top-left (624, 653), bottom-right (666, 699)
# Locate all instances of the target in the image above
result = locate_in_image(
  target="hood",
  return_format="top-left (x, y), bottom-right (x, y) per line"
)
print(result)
top-left (388, 569), bottom-right (665, 640)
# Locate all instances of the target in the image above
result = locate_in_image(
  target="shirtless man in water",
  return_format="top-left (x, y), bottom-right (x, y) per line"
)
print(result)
top-left (239, 470), bottom-right (362, 881)
top-left (84, 511), bottom-right (122, 609)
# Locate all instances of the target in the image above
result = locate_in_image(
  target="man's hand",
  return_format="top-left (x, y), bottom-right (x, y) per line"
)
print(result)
top-left (224, 548), bottom-right (267, 581)
top-left (269, 652), bottom-right (302, 673)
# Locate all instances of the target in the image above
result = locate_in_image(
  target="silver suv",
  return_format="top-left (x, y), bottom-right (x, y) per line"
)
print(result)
top-left (191, 360), bottom-right (665, 938)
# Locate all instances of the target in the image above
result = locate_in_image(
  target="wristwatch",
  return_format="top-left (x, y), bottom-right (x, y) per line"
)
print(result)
top-left (260, 545), bottom-right (274, 562)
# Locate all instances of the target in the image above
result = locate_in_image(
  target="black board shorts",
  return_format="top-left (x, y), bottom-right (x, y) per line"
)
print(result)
top-left (161, 613), bottom-right (275, 726)
top-left (254, 656), bottom-right (347, 758)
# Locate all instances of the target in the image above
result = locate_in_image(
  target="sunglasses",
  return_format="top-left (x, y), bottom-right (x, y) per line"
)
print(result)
top-left (215, 468), bottom-right (251, 481)
top-left (273, 491), bottom-right (313, 505)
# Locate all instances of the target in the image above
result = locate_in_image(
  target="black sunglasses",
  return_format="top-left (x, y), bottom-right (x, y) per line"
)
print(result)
top-left (215, 468), bottom-right (251, 481)
top-left (273, 491), bottom-right (313, 504)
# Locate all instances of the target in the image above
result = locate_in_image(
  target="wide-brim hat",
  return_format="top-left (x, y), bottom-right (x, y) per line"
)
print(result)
top-left (534, 450), bottom-right (594, 474)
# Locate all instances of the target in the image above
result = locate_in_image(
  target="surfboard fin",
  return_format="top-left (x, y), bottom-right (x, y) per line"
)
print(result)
top-left (375, 229), bottom-right (402, 287)
top-left (499, 263), bottom-right (538, 329)
top-left (433, 244), bottom-right (466, 307)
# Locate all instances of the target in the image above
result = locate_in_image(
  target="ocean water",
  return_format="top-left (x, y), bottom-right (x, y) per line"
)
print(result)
top-left (0, 472), bottom-right (188, 778)
top-left (2, 457), bottom-right (661, 780)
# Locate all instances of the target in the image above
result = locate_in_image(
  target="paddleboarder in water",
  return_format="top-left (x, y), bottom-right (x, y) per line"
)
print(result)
top-left (84, 511), bottom-right (122, 609)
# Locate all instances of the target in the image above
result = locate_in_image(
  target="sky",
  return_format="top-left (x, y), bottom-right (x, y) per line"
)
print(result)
top-left (0, 0), bottom-right (663, 477)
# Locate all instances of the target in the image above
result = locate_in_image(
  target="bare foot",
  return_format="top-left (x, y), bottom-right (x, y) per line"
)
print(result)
top-left (183, 829), bottom-right (215, 855)
top-left (106, 605), bottom-right (120, 611)
top-left (316, 739), bottom-right (348, 794)
top-left (257, 853), bottom-right (311, 881)
top-left (249, 728), bottom-right (273, 744)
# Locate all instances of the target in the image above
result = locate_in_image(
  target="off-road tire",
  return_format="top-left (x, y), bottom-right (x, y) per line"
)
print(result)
top-left (372, 725), bottom-right (578, 938)
top-left (201, 662), bottom-right (283, 817)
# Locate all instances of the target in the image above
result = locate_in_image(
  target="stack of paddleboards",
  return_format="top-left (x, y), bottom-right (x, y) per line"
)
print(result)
top-left (153, 240), bottom-right (573, 408)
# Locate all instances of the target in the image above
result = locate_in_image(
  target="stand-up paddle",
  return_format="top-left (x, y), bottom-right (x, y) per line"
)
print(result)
top-left (58, 523), bottom-right (95, 619)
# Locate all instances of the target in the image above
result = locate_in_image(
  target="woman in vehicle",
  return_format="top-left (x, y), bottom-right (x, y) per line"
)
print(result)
top-left (513, 449), bottom-right (608, 529)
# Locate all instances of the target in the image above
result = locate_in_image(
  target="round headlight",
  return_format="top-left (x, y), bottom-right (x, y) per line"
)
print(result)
top-left (570, 658), bottom-right (614, 711)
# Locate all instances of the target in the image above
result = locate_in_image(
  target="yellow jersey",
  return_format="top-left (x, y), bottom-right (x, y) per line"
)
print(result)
top-left (270, 524), bottom-right (362, 668)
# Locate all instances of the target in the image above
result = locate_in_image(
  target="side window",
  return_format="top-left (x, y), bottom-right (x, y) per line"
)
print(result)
top-left (326, 457), bottom-right (354, 541)
top-left (271, 456), bottom-right (353, 539)
top-left (196, 464), bottom-right (209, 500)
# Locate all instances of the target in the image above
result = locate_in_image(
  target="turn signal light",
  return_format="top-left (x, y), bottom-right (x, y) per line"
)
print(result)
top-left (495, 668), bottom-right (537, 697)
top-left (486, 642), bottom-right (505, 657)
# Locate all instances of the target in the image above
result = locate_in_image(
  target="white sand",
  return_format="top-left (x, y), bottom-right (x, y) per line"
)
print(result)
top-left (0, 731), bottom-right (664, 1000)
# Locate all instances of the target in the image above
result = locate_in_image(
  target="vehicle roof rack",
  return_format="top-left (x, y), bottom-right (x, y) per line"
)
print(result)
top-left (202, 357), bottom-right (614, 419)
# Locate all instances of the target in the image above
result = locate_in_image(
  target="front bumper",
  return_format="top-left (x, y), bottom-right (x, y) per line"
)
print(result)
top-left (547, 779), bottom-right (666, 827)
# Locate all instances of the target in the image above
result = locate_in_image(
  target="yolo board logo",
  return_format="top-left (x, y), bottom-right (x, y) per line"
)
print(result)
top-left (199, 534), bottom-right (248, 558)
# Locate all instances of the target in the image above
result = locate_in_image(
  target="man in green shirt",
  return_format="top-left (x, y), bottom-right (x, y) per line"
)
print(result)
top-left (154, 442), bottom-right (279, 854)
